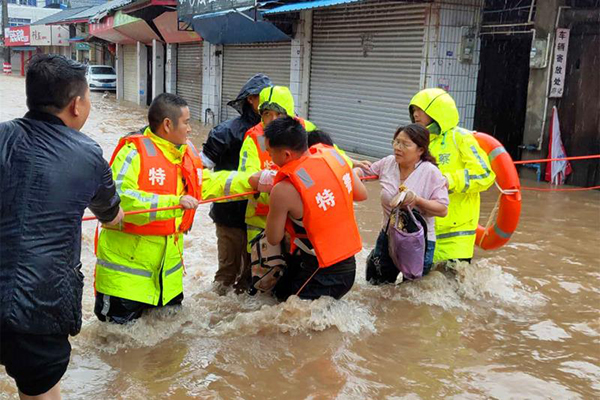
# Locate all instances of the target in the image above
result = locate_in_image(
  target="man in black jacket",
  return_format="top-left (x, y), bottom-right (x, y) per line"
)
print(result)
top-left (0, 54), bottom-right (123, 399)
top-left (201, 74), bottom-right (272, 295)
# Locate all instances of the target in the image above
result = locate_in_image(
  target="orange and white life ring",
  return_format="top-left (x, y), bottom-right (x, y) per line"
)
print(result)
top-left (474, 132), bottom-right (522, 250)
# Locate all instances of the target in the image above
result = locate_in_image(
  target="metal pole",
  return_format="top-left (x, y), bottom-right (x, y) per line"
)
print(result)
top-left (1, 0), bottom-right (11, 72)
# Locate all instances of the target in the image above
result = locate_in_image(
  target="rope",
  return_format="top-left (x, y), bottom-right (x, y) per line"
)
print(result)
top-left (522, 185), bottom-right (600, 192)
top-left (514, 154), bottom-right (600, 165)
top-left (478, 182), bottom-right (509, 247)
top-left (295, 266), bottom-right (320, 297)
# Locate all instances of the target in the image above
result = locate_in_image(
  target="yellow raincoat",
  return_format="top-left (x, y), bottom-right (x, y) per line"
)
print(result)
top-left (95, 127), bottom-right (253, 305)
top-left (410, 89), bottom-right (495, 262)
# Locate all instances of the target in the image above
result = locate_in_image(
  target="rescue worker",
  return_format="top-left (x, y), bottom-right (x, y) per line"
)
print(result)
top-left (238, 86), bottom-right (318, 254)
top-left (409, 88), bottom-right (495, 263)
top-left (200, 74), bottom-right (272, 295)
top-left (94, 93), bottom-right (253, 324)
top-left (255, 117), bottom-right (368, 301)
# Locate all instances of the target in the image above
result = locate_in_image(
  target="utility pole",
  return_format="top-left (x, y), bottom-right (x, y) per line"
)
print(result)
top-left (1, 0), bottom-right (10, 73)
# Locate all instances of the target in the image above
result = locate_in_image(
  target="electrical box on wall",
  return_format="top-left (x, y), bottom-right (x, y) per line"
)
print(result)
top-left (530, 37), bottom-right (549, 69)
top-left (458, 26), bottom-right (476, 63)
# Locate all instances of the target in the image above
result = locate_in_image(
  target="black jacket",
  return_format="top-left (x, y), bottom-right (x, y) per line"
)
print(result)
top-left (0, 111), bottom-right (120, 336)
top-left (202, 74), bottom-right (272, 228)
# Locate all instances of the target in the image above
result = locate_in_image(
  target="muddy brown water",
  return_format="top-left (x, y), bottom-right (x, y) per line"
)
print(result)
top-left (1, 76), bottom-right (599, 399)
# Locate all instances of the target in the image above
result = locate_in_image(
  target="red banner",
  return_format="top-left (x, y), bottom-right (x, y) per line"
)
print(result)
top-left (5, 26), bottom-right (30, 46)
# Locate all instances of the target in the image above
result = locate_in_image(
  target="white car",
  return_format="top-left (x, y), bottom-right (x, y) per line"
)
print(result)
top-left (86, 65), bottom-right (117, 91)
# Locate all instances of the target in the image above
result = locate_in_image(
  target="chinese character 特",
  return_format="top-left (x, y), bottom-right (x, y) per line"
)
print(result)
top-left (342, 173), bottom-right (352, 194)
top-left (316, 189), bottom-right (336, 211)
top-left (557, 43), bottom-right (565, 51)
top-left (149, 167), bottom-right (166, 186)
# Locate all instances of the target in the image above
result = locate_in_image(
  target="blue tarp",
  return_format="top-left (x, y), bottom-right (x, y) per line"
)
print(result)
top-left (263, 0), bottom-right (364, 14)
top-left (191, 7), bottom-right (289, 45)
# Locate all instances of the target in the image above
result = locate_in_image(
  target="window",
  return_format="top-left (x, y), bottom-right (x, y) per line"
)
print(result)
top-left (8, 17), bottom-right (31, 26)
top-left (8, 0), bottom-right (37, 6)
top-left (89, 66), bottom-right (116, 75)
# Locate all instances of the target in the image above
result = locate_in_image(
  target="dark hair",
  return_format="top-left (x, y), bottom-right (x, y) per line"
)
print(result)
top-left (264, 116), bottom-right (308, 153)
top-left (26, 54), bottom-right (88, 113)
top-left (148, 93), bottom-right (189, 133)
top-left (307, 129), bottom-right (334, 147)
top-left (393, 123), bottom-right (437, 165)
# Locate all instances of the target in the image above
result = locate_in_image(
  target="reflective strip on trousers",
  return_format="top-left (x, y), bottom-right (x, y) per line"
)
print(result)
top-left (101, 294), bottom-right (111, 317)
top-left (97, 259), bottom-right (153, 278)
top-left (165, 262), bottom-right (183, 277)
top-left (436, 230), bottom-right (477, 240)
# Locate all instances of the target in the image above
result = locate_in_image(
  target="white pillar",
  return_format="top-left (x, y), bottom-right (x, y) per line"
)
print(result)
top-left (290, 10), bottom-right (312, 118)
top-left (116, 43), bottom-right (124, 100)
top-left (137, 41), bottom-right (148, 106)
top-left (202, 42), bottom-right (223, 125)
top-left (165, 43), bottom-right (177, 94)
top-left (152, 39), bottom-right (165, 99)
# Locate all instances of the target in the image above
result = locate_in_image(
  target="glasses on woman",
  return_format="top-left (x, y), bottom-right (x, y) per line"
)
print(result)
top-left (392, 139), bottom-right (415, 149)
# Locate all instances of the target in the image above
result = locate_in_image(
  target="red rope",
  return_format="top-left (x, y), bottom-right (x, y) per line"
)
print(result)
top-left (522, 185), bottom-right (600, 192)
top-left (514, 154), bottom-right (600, 165)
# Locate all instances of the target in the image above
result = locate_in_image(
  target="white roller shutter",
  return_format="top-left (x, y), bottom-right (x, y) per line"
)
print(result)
top-left (220, 42), bottom-right (291, 122)
top-left (176, 42), bottom-right (203, 121)
top-left (123, 44), bottom-right (137, 103)
top-left (309, 1), bottom-right (426, 157)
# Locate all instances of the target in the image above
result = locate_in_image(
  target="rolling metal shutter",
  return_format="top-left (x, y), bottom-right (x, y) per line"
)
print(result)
top-left (220, 42), bottom-right (291, 122)
top-left (123, 44), bottom-right (138, 103)
top-left (308, 1), bottom-right (426, 157)
top-left (176, 42), bottom-right (203, 121)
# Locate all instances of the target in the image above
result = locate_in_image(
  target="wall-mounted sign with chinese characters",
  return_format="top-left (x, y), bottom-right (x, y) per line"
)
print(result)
top-left (30, 25), bottom-right (51, 46)
top-left (549, 28), bottom-right (570, 98)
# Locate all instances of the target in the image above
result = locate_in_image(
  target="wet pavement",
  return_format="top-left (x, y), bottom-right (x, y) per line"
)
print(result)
top-left (1, 75), bottom-right (599, 399)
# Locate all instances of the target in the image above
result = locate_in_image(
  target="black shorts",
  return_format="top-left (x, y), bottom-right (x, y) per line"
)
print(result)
top-left (274, 252), bottom-right (356, 301)
top-left (0, 330), bottom-right (71, 396)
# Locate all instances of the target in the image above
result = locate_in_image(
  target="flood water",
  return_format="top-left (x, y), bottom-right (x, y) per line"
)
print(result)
top-left (1, 75), bottom-right (599, 399)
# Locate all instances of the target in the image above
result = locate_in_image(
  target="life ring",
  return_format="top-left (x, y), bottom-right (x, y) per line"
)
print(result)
top-left (473, 132), bottom-right (522, 250)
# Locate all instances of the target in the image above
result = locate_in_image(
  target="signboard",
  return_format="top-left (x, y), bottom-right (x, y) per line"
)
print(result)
top-left (4, 26), bottom-right (30, 46)
top-left (51, 26), bottom-right (70, 47)
top-left (30, 25), bottom-right (52, 46)
top-left (178, 0), bottom-right (256, 18)
top-left (549, 28), bottom-right (570, 98)
top-left (76, 42), bottom-right (90, 51)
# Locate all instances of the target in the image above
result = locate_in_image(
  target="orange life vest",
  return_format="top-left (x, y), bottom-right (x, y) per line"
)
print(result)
top-left (244, 117), bottom-right (308, 216)
top-left (274, 144), bottom-right (362, 268)
top-left (108, 133), bottom-right (203, 236)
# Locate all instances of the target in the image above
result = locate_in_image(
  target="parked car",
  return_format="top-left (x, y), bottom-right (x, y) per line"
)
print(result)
top-left (86, 65), bottom-right (116, 91)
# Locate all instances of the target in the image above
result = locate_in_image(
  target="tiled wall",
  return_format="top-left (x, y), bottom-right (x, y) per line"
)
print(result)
top-left (422, 0), bottom-right (484, 130)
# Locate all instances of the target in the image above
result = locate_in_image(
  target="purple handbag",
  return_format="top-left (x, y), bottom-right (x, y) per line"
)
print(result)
top-left (387, 206), bottom-right (426, 280)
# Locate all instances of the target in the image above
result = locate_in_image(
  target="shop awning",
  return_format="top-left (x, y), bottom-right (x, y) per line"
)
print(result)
top-left (154, 11), bottom-right (201, 44)
top-left (89, 15), bottom-right (136, 44)
top-left (11, 46), bottom-right (37, 51)
top-left (263, 0), bottom-right (364, 14)
top-left (191, 6), bottom-right (289, 44)
top-left (69, 36), bottom-right (87, 42)
top-left (113, 11), bottom-right (161, 45)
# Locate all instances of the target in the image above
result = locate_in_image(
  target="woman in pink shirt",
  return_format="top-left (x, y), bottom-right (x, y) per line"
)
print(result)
top-left (356, 124), bottom-right (449, 284)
